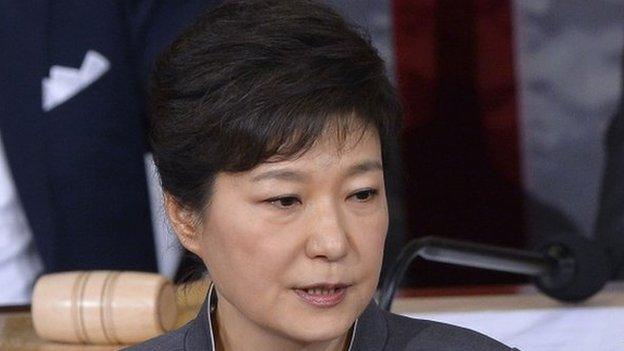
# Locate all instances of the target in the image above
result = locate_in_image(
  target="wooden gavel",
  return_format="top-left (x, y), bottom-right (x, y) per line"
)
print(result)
top-left (32, 271), bottom-right (179, 345)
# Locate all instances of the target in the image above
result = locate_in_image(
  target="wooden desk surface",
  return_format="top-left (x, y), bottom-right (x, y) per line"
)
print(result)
top-left (2, 281), bottom-right (624, 350)
top-left (0, 280), bottom-right (208, 351)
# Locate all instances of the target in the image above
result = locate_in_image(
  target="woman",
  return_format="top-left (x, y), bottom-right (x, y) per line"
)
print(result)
top-left (127, 0), bottom-right (518, 350)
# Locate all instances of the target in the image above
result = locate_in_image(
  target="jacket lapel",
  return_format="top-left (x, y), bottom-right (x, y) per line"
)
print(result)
top-left (0, 1), bottom-right (62, 269)
top-left (350, 301), bottom-right (388, 350)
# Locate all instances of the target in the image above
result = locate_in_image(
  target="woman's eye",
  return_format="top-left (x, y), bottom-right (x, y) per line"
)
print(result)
top-left (350, 189), bottom-right (378, 202)
top-left (267, 196), bottom-right (301, 209)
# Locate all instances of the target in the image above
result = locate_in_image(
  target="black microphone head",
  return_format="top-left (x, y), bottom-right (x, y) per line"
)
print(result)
top-left (534, 234), bottom-right (610, 302)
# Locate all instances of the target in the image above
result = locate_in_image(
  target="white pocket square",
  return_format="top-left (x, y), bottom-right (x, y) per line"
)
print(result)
top-left (42, 50), bottom-right (110, 112)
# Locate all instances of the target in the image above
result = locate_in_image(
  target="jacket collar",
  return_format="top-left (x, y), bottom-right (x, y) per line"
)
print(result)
top-left (184, 284), bottom-right (215, 350)
top-left (184, 284), bottom-right (387, 351)
top-left (349, 298), bottom-right (388, 350)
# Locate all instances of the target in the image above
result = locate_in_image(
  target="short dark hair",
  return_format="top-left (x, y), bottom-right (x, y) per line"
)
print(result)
top-left (150, 0), bottom-right (402, 211)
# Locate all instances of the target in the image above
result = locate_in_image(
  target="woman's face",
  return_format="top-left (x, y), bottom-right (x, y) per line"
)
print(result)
top-left (180, 127), bottom-right (388, 344)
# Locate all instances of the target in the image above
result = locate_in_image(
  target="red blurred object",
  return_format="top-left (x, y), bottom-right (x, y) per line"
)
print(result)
top-left (392, 0), bottom-right (526, 287)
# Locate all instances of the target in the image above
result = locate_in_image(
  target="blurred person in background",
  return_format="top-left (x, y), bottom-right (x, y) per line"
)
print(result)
top-left (0, 1), bottom-right (217, 305)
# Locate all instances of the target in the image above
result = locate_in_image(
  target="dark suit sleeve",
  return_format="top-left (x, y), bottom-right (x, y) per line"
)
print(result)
top-left (118, 0), bottom-right (220, 152)
top-left (122, 0), bottom-right (220, 91)
top-left (594, 46), bottom-right (624, 277)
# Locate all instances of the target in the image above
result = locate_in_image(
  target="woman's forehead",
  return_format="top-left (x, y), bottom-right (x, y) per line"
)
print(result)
top-left (251, 129), bottom-right (382, 177)
top-left (273, 118), bottom-right (379, 158)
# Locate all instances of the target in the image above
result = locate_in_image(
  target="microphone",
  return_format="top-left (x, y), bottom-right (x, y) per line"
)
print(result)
top-left (377, 234), bottom-right (610, 310)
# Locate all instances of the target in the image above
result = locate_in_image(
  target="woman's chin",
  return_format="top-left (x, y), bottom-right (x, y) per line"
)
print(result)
top-left (274, 304), bottom-right (358, 344)
top-left (282, 320), bottom-right (352, 344)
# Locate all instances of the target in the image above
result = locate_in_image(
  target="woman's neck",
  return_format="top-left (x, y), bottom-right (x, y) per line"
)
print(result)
top-left (212, 294), bottom-right (352, 351)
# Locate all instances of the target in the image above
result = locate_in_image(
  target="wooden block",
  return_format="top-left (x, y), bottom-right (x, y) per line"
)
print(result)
top-left (31, 271), bottom-right (177, 345)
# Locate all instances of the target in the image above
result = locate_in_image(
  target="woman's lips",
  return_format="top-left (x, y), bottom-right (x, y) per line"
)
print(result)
top-left (293, 286), bottom-right (348, 308)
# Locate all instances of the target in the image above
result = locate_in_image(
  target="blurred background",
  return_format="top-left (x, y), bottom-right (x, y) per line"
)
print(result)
top-left (1, 0), bottom-right (623, 306)
top-left (332, 0), bottom-right (624, 288)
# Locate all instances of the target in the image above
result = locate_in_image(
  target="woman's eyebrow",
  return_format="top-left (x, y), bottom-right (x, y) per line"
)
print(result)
top-left (344, 160), bottom-right (383, 178)
top-left (250, 160), bottom-right (382, 183)
top-left (250, 169), bottom-right (308, 183)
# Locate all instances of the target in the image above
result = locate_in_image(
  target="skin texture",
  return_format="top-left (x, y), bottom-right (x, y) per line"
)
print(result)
top-left (166, 127), bottom-right (389, 351)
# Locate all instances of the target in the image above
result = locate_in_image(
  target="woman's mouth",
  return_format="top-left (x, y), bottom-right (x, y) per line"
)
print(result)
top-left (293, 284), bottom-right (349, 308)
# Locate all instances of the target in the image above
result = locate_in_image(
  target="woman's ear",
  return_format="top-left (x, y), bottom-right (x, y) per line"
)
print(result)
top-left (164, 192), bottom-right (202, 256)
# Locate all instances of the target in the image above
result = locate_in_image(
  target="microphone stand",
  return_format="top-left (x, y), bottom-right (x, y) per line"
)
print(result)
top-left (377, 235), bottom-right (607, 311)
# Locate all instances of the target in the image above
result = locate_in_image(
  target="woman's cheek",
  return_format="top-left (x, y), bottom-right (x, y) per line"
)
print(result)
top-left (364, 214), bottom-right (388, 273)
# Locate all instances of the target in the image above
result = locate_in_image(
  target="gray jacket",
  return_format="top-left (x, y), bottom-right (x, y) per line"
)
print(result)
top-left (125, 288), bottom-right (519, 351)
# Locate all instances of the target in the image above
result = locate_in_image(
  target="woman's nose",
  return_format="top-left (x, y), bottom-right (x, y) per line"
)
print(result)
top-left (304, 200), bottom-right (349, 261)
